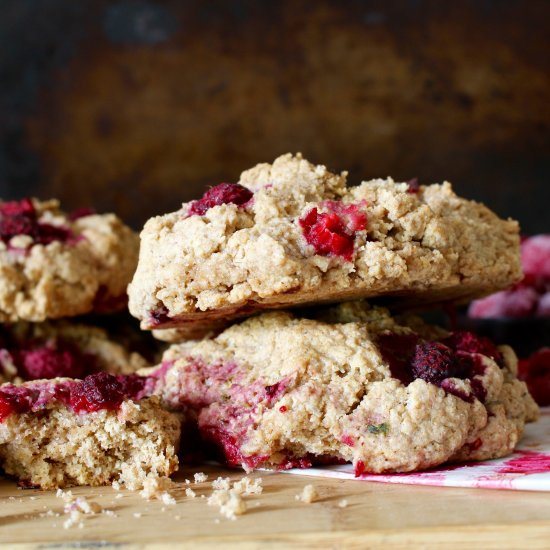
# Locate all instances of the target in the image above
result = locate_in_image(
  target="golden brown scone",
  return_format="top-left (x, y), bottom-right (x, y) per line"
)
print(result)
top-left (128, 153), bottom-right (521, 332)
top-left (152, 303), bottom-right (537, 474)
top-left (0, 198), bottom-right (138, 322)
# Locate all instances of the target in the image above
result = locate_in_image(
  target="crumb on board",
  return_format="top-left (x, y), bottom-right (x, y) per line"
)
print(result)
top-left (338, 499), bottom-right (348, 508)
top-left (185, 488), bottom-right (197, 498)
top-left (160, 492), bottom-right (176, 506)
top-left (57, 491), bottom-right (104, 529)
top-left (207, 490), bottom-right (247, 521)
top-left (133, 512), bottom-right (142, 518)
top-left (295, 484), bottom-right (317, 504)
top-left (194, 472), bottom-right (208, 484)
top-left (207, 476), bottom-right (263, 520)
top-left (139, 475), bottom-right (175, 503)
top-left (232, 477), bottom-right (263, 496)
top-left (212, 477), bottom-right (231, 491)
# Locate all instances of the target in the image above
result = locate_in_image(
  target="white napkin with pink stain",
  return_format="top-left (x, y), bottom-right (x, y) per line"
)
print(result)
top-left (283, 408), bottom-right (550, 491)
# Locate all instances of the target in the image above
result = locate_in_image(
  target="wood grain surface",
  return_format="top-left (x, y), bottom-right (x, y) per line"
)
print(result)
top-left (1, 464), bottom-right (549, 549)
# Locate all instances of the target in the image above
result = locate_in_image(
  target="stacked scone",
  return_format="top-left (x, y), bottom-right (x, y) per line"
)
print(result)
top-left (0, 198), bottom-right (180, 488)
top-left (0, 154), bottom-right (538, 491)
top-left (129, 153), bottom-right (538, 475)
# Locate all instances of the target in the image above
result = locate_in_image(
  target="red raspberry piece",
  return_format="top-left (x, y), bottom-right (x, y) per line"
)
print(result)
top-left (521, 235), bottom-right (550, 280)
top-left (300, 209), bottom-right (354, 259)
top-left (376, 332), bottom-right (420, 384)
top-left (116, 374), bottom-right (148, 401)
top-left (468, 287), bottom-right (539, 319)
top-left (69, 207), bottom-right (96, 221)
top-left (69, 372), bottom-right (125, 413)
top-left (300, 201), bottom-right (367, 260)
top-left (188, 183), bottom-right (253, 216)
top-left (518, 348), bottom-right (550, 406)
top-left (16, 345), bottom-right (85, 381)
top-left (0, 198), bottom-right (35, 217)
top-left (33, 223), bottom-right (73, 246)
top-left (407, 177), bottom-right (420, 193)
top-left (411, 342), bottom-right (467, 385)
top-left (148, 305), bottom-right (171, 326)
top-left (443, 330), bottom-right (503, 366)
top-left (320, 201), bottom-right (367, 232)
top-left (0, 215), bottom-right (36, 241)
top-left (0, 198), bottom-right (37, 243)
top-left (0, 198), bottom-right (75, 246)
top-left (537, 292), bottom-right (550, 317)
top-left (0, 386), bottom-right (34, 422)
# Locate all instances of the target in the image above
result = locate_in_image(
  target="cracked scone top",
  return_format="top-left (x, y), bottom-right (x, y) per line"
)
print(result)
top-left (0, 198), bottom-right (138, 322)
top-left (152, 303), bottom-right (538, 474)
top-left (128, 153), bottom-right (521, 332)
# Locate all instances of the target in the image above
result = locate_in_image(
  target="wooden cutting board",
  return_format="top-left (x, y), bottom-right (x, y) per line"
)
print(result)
top-left (1, 464), bottom-right (549, 549)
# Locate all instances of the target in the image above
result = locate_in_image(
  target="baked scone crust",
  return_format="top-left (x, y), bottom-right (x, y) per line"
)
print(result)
top-left (128, 154), bottom-right (521, 332)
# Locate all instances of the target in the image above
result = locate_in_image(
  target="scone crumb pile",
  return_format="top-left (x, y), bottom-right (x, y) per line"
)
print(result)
top-left (295, 484), bottom-right (317, 504)
top-left (206, 476), bottom-right (263, 520)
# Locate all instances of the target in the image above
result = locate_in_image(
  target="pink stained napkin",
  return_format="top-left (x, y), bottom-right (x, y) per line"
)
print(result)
top-left (283, 408), bottom-right (550, 491)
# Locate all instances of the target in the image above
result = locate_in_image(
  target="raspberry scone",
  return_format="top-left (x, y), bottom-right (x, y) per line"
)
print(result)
top-left (0, 198), bottom-right (138, 322)
top-left (0, 321), bottom-right (149, 384)
top-left (0, 372), bottom-right (180, 489)
top-left (128, 153), bottom-right (521, 334)
top-left (151, 304), bottom-right (537, 474)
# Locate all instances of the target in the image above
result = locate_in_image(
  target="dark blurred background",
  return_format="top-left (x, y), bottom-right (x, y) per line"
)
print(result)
top-left (0, 0), bottom-right (548, 232)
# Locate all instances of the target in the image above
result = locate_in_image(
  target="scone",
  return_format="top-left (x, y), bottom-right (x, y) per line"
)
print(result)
top-left (0, 372), bottom-right (180, 489)
top-left (129, 153), bottom-right (521, 334)
top-left (0, 198), bottom-right (138, 322)
top-left (0, 320), bottom-right (149, 384)
top-left (150, 303), bottom-right (538, 474)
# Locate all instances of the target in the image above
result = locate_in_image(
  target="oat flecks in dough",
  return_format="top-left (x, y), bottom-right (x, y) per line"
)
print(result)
top-left (0, 198), bottom-right (138, 322)
top-left (129, 153), bottom-right (521, 332)
top-left (154, 303), bottom-right (538, 474)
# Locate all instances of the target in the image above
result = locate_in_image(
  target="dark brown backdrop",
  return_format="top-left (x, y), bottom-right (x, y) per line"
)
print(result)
top-left (0, 0), bottom-right (548, 232)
